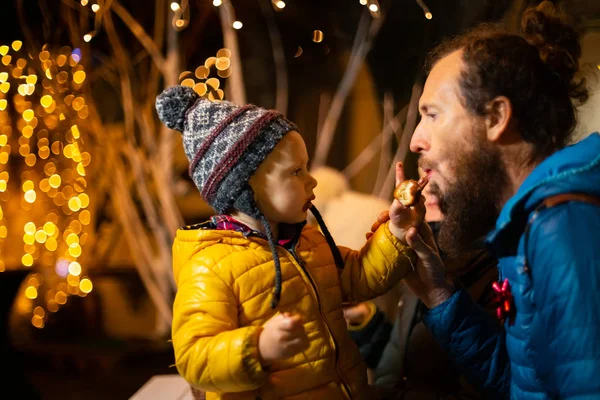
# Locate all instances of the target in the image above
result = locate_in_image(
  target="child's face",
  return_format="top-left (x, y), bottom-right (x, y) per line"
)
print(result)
top-left (250, 131), bottom-right (318, 225)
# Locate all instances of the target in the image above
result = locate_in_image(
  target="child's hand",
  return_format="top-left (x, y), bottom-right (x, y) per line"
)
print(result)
top-left (374, 162), bottom-right (426, 244)
top-left (258, 313), bottom-right (309, 368)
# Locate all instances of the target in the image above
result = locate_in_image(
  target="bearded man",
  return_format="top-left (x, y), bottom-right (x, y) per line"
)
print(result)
top-left (399, 2), bottom-right (600, 399)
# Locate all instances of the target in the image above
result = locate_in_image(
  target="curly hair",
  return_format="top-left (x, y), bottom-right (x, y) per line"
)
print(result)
top-left (426, 1), bottom-right (588, 161)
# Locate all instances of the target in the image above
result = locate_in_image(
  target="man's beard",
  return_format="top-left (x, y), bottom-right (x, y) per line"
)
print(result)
top-left (423, 139), bottom-right (507, 258)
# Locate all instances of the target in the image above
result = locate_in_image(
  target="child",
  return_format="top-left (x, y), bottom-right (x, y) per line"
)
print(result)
top-left (155, 85), bottom-right (425, 400)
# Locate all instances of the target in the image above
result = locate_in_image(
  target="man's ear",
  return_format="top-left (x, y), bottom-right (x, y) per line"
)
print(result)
top-left (485, 96), bottom-right (512, 143)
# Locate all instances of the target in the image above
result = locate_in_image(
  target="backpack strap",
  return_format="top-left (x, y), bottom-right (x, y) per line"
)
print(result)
top-left (541, 193), bottom-right (600, 209)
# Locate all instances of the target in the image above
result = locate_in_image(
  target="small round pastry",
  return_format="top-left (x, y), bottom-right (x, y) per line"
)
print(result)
top-left (393, 176), bottom-right (429, 207)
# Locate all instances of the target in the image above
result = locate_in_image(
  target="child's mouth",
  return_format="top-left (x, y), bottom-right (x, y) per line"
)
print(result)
top-left (303, 196), bottom-right (316, 211)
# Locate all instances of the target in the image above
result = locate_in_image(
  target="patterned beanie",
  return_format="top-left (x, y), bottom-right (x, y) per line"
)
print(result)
top-left (156, 85), bottom-right (343, 308)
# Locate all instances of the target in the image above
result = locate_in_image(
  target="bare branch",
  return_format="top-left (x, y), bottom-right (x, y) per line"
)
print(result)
top-left (111, 0), bottom-right (167, 74)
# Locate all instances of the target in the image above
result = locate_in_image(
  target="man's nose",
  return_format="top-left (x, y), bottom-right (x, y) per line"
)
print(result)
top-left (410, 123), bottom-right (429, 154)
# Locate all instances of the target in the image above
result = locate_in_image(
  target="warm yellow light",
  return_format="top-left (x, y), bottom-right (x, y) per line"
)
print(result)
top-left (49, 174), bottom-right (61, 188)
top-left (55, 291), bottom-right (67, 305)
top-left (73, 70), bottom-right (86, 84)
top-left (170, 2), bottom-right (180, 11)
top-left (25, 286), bottom-right (38, 299)
top-left (216, 57), bottom-right (231, 71)
top-left (34, 306), bottom-right (45, 318)
top-left (0, 99), bottom-right (6, 111)
top-left (71, 125), bottom-right (81, 139)
top-left (24, 222), bottom-right (36, 235)
top-left (77, 163), bottom-right (86, 176)
top-left (0, 136), bottom-right (7, 146)
top-left (0, 46), bottom-right (8, 56)
top-left (22, 126), bottom-right (33, 138)
top-left (12, 40), bottom-right (22, 51)
top-left (0, 180), bottom-right (6, 193)
top-left (69, 261), bottom-right (82, 276)
top-left (32, 315), bottom-right (45, 329)
top-left (22, 254), bottom-right (34, 267)
top-left (69, 244), bottom-right (82, 257)
top-left (313, 30), bottom-right (324, 43)
top-left (47, 300), bottom-right (59, 312)
top-left (213, 0), bottom-right (222, 6)
top-left (175, 19), bottom-right (185, 28)
top-left (24, 190), bottom-right (36, 203)
top-left (25, 154), bottom-right (36, 167)
top-left (79, 210), bottom-right (91, 225)
top-left (45, 237), bottom-right (58, 251)
top-left (78, 193), bottom-right (90, 208)
top-left (233, 21), bottom-right (243, 30)
top-left (0, 82), bottom-right (10, 93)
top-left (83, 34), bottom-right (93, 42)
top-left (35, 230), bottom-right (47, 243)
top-left (81, 0), bottom-right (88, 5)
top-left (369, 3), bottom-right (379, 12)
top-left (275, 1), bottom-right (286, 9)
top-left (359, 0), bottom-right (367, 4)
top-left (206, 77), bottom-right (220, 90)
top-left (80, 278), bottom-right (93, 293)
top-left (91, 4), bottom-right (100, 12)
top-left (66, 233), bottom-right (79, 246)
top-left (40, 95), bottom-right (52, 108)
top-left (425, 12), bottom-right (432, 19)
top-left (0, 72), bottom-right (7, 82)
top-left (22, 180), bottom-right (34, 192)
top-left (23, 234), bottom-right (35, 245)
top-left (67, 274), bottom-right (80, 287)
top-left (23, 109), bottom-right (34, 122)
top-left (26, 74), bottom-right (37, 85)
top-left (0, 226), bottom-right (7, 239)
top-left (43, 222), bottom-right (56, 235)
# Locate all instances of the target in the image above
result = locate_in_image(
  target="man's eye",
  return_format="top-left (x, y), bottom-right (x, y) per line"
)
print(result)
top-left (427, 114), bottom-right (437, 120)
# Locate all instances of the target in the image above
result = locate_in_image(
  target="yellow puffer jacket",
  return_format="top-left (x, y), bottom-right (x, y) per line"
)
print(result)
top-left (171, 222), bottom-right (415, 400)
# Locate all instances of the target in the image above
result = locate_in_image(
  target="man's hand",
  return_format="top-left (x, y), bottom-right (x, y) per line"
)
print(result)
top-left (404, 225), bottom-right (455, 309)
top-left (258, 313), bottom-right (309, 368)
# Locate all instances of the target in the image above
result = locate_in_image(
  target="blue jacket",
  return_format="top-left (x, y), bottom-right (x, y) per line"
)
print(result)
top-left (423, 133), bottom-right (600, 399)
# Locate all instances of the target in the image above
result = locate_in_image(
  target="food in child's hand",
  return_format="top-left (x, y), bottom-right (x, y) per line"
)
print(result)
top-left (393, 176), bottom-right (429, 207)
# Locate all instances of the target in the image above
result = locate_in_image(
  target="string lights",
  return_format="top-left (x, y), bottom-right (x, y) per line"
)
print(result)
top-left (0, 41), bottom-right (93, 329)
top-left (416, 0), bottom-right (433, 19)
top-left (177, 48), bottom-right (234, 101)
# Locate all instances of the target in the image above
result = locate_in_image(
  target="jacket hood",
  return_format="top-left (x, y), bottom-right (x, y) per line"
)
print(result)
top-left (486, 132), bottom-right (600, 254)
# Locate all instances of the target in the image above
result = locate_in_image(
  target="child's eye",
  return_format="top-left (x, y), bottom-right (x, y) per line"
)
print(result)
top-left (293, 168), bottom-right (302, 176)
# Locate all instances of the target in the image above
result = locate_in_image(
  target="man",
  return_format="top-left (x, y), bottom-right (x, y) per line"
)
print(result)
top-left (400, 2), bottom-right (600, 399)
top-left (348, 174), bottom-right (499, 399)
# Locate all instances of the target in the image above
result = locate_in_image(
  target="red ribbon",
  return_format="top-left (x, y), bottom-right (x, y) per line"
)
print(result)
top-left (492, 278), bottom-right (514, 323)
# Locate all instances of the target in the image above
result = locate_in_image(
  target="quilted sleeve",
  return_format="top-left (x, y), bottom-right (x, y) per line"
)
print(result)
top-left (422, 289), bottom-right (510, 399)
top-left (528, 203), bottom-right (600, 398)
top-left (171, 256), bottom-right (267, 392)
top-left (337, 221), bottom-right (416, 303)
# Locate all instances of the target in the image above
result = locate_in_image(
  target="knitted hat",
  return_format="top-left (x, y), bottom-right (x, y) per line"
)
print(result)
top-left (156, 85), bottom-right (343, 308)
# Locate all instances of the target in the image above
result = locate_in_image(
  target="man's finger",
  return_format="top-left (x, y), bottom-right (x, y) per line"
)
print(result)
top-left (366, 232), bottom-right (373, 240)
top-left (406, 227), bottom-right (436, 262)
top-left (395, 162), bottom-right (405, 187)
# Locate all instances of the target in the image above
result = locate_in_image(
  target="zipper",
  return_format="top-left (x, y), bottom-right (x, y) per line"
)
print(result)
top-left (287, 245), bottom-right (353, 399)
